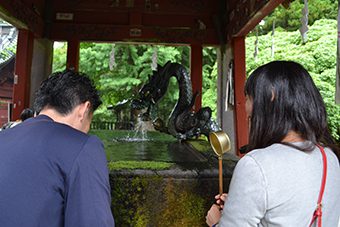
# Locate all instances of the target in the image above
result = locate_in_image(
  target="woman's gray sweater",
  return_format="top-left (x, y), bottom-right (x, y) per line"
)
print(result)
top-left (219, 143), bottom-right (340, 227)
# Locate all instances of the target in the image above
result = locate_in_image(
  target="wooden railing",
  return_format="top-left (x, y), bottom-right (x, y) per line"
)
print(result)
top-left (91, 121), bottom-right (115, 130)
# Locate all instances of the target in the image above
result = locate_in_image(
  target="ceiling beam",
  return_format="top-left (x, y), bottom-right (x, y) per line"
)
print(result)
top-left (233, 0), bottom-right (286, 37)
top-left (0, 0), bottom-right (44, 36)
top-left (50, 23), bottom-right (219, 45)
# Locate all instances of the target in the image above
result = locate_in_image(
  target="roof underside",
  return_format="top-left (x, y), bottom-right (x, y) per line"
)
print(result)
top-left (0, 0), bottom-right (285, 45)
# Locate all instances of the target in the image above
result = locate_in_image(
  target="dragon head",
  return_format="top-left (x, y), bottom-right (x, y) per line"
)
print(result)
top-left (132, 61), bottom-right (173, 110)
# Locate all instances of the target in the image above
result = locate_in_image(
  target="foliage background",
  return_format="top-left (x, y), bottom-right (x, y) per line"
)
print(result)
top-left (254, 0), bottom-right (338, 35)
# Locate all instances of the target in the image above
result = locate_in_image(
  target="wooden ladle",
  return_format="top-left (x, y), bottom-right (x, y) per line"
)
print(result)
top-left (209, 131), bottom-right (231, 195)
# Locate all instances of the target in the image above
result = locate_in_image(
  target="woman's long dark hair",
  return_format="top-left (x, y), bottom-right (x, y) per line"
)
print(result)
top-left (245, 61), bottom-right (339, 160)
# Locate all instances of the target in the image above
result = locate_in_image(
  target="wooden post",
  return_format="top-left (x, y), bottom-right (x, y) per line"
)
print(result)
top-left (233, 37), bottom-right (248, 156)
top-left (190, 44), bottom-right (203, 111)
top-left (12, 29), bottom-right (34, 120)
top-left (66, 39), bottom-right (80, 71)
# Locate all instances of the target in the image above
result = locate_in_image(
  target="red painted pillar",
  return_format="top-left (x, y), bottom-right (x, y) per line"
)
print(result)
top-left (190, 44), bottom-right (203, 111)
top-left (233, 37), bottom-right (248, 156)
top-left (12, 29), bottom-right (34, 120)
top-left (66, 39), bottom-right (80, 71)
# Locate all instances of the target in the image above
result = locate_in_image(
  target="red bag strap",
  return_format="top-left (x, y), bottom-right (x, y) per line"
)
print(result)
top-left (309, 144), bottom-right (327, 227)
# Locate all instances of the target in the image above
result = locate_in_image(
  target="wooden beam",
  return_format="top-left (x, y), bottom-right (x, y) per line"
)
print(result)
top-left (0, 0), bottom-right (44, 37)
top-left (12, 29), bottom-right (34, 120)
top-left (190, 44), bottom-right (203, 111)
top-left (50, 23), bottom-right (219, 45)
top-left (52, 0), bottom-right (217, 16)
top-left (233, 37), bottom-right (248, 156)
top-left (66, 39), bottom-right (80, 71)
top-left (49, 0), bottom-right (217, 44)
top-left (234, 0), bottom-right (285, 37)
top-left (129, 11), bottom-right (142, 26)
top-left (63, 11), bottom-right (214, 28)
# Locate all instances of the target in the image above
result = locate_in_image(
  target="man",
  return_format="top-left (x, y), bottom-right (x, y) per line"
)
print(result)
top-left (0, 70), bottom-right (115, 226)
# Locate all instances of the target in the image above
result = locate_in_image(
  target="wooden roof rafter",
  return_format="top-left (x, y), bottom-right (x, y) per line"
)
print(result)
top-left (0, 0), bottom-right (287, 45)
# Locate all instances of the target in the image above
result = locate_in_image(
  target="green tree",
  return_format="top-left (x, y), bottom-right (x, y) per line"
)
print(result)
top-left (202, 47), bottom-right (218, 119)
top-left (52, 42), bottom-right (67, 72)
top-left (77, 43), bottom-right (189, 122)
top-left (251, 0), bottom-right (338, 36)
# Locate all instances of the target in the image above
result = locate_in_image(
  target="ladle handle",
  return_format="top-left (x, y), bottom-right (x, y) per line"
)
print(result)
top-left (218, 157), bottom-right (223, 195)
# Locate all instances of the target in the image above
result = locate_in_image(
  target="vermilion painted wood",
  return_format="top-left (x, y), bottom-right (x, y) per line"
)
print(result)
top-left (12, 29), bottom-right (34, 120)
top-left (234, 0), bottom-right (286, 37)
top-left (66, 39), bottom-right (80, 71)
top-left (233, 37), bottom-right (248, 156)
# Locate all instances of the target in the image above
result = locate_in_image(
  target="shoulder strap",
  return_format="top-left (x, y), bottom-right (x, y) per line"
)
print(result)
top-left (309, 144), bottom-right (327, 227)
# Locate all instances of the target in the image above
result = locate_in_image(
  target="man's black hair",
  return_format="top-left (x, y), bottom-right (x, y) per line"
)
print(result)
top-left (34, 70), bottom-right (102, 115)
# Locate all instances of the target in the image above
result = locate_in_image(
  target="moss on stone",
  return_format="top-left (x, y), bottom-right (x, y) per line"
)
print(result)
top-left (110, 175), bottom-right (209, 226)
top-left (111, 175), bottom-right (163, 226)
top-left (108, 161), bottom-right (174, 170)
top-left (154, 178), bottom-right (206, 226)
top-left (186, 138), bottom-right (212, 153)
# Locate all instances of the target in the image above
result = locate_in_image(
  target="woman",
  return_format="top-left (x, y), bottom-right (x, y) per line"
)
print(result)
top-left (206, 61), bottom-right (340, 226)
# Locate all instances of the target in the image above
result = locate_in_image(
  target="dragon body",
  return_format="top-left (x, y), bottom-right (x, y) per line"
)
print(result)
top-left (131, 61), bottom-right (220, 140)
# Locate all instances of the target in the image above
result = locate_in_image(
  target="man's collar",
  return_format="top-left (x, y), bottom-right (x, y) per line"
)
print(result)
top-left (34, 114), bottom-right (54, 122)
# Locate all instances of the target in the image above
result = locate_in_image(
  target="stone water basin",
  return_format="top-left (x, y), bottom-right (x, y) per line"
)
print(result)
top-left (90, 129), bottom-right (238, 226)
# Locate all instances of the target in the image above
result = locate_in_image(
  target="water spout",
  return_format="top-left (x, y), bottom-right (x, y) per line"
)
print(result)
top-left (113, 116), bottom-right (154, 142)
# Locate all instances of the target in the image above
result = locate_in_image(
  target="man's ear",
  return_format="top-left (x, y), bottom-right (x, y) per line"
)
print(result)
top-left (78, 101), bottom-right (91, 121)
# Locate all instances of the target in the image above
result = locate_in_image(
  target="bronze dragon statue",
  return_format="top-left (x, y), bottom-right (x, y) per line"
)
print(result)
top-left (131, 61), bottom-right (220, 140)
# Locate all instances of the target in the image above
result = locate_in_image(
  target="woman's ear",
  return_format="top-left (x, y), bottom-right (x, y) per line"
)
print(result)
top-left (271, 89), bottom-right (276, 102)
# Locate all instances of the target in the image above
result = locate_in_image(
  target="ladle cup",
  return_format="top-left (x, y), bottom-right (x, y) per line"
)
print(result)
top-left (209, 131), bottom-right (231, 195)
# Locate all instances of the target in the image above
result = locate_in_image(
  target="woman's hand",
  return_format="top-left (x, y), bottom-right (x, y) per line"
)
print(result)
top-left (205, 193), bottom-right (228, 226)
top-left (215, 193), bottom-right (227, 209)
top-left (206, 204), bottom-right (221, 226)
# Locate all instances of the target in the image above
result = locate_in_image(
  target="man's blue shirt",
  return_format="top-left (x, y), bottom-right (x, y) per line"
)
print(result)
top-left (0, 115), bottom-right (115, 227)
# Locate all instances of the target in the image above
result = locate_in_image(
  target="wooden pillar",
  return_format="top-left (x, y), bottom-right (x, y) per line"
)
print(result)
top-left (233, 37), bottom-right (248, 156)
top-left (190, 44), bottom-right (203, 111)
top-left (12, 29), bottom-right (34, 120)
top-left (66, 39), bottom-right (80, 71)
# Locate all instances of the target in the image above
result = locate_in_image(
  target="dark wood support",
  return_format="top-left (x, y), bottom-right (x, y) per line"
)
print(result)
top-left (0, 0), bottom-right (44, 36)
top-left (12, 29), bottom-right (34, 120)
top-left (66, 39), bottom-right (80, 71)
top-left (190, 44), bottom-right (203, 111)
top-left (51, 24), bottom-right (219, 45)
top-left (233, 0), bottom-right (285, 37)
top-left (233, 37), bottom-right (248, 156)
